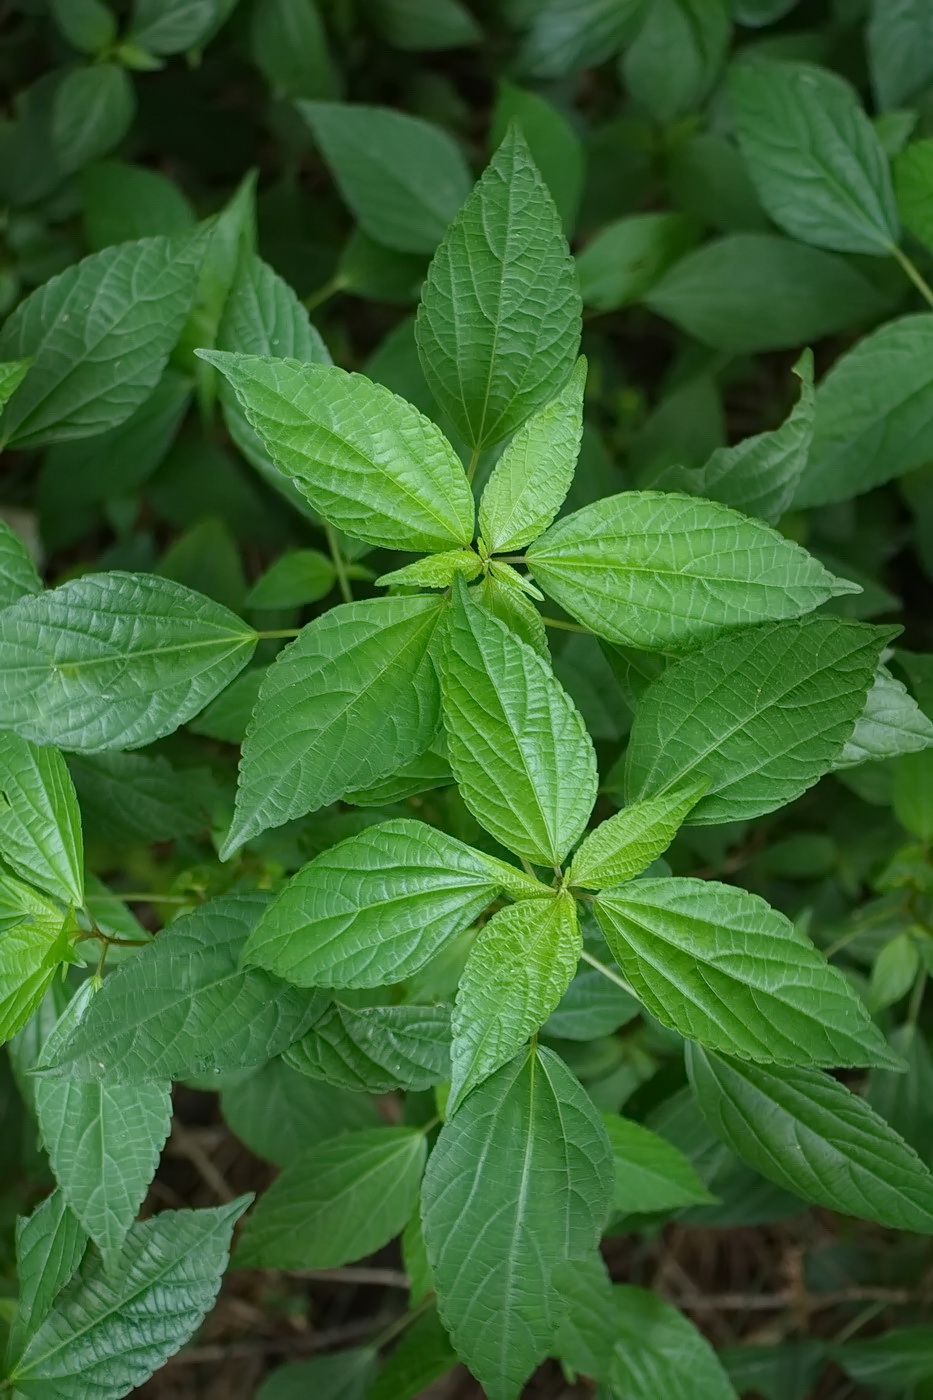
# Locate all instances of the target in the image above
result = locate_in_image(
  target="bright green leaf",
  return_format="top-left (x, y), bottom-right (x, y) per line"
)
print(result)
top-left (377, 550), bottom-right (482, 589)
top-left (441, 578), bottom-right (597, 863)
top-left (604, 1114), bottom-right (714, 1213)
top-left (569, 783), bottom-right (705, 890)
top-left (246, 550), bottom-right (335, 608)
top-left (835, 664), bottom-right (933, 769)
top-left (224, 595), bottom-right (444, 856)
top-left (415, 126), bottom-right (581, 449)
top-left (0, 731), bottom-right (83, 905)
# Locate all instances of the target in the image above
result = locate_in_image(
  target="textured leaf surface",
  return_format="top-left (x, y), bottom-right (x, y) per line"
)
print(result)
top-left (67, 750), bottom-right (214, 845)
top-left (0, 732), bottom-right (83, 905)
top-left (11, 1200), bottom-right (250, 1400)
top-left (526, 492), bottom-right (854, 650)
top-left (0, 518), bottom-right (41, 611)
top-left (202, 351), bottom-right (473, 552)
top-left (595, 878), bottom-right (895, 1067)
top-left (299, 102), bottom-right (471, 254)
top-left (604, 1115), bottom-right (713, 1213)
top-left (9, 1193), bottom-right (86, 1363)
top-left (244, 819), bottom-right (503, 988)
top-left (415, 127), bottom-right (581, 449)
top-left (687, 1044), bottom-right (933, 1232)
top-left (730, 60), bottom-right (899, 254)
top-left (450, 892), bottom-right (580, 1109)
top-left (285, 1003), bottom-right (451, 1093)
top-left (478, 359), bottom-right (585, 554)
top-left (625, 617), bottom-right (891, 823)
top-left (48, 894), bottom-right (323, 1082)
top-left (0, 234), bottom-right (204, 448)
top-left (225, 596), bottom-right (444, 856)
top-left (35, 984), bottom-right (172, 1272)
top-left (568, 783), bottom-right (704, 890)
top-left (0, 900), bottom-right (72, 1048)
top-left (423, 1045), bottom-right (611, 1400)
top-left (554, 1260), bottom-right (739, 1399)
top-left (670, 351), bottom-right (814, 523)
top-left (835, 664), bottom-right (933, 768)
top-left (235, 1128), bottom-right (426, 1268)
top-left (795, 314), bottom-right (933, 507)
top-left (441, 579), bottom-right (596, 863)
top-left (0, 572), bottom-right (256, 752)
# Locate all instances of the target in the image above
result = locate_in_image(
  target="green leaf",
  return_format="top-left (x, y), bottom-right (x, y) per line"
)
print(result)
top-left (517, 0), bottom-right (644, 78)
top-left (343, 742), bottom-right (453, 807)
top-left (645, 234), bottom-right (889, 354)
top-left (415, 126), bottom-right (581, 450)
top-left (377, 550), bottom-right (482, 589)
top-left (834, 664), bottom-right (933, 768)
top-left (51, 64), bottom-right (134, 174)
top-left (235, 1128), bottom-right (426, 1268)
top-left (10, 1198), bottom-right (251, 1400)
top-left (67, 750), bottom-right (214, 844)
top-left (730, 60), bottom-right (899, 255)
top-left (895, 139), bottom-right (933, 250)
top-left (490, 82), bottom-right (583, 233)
top-left (0, 572), bottom-right (256, 752)
top-left (298, 101), bottom-right (471, 254)
top-left (0, 731), bottom-right (83, 905)
top-left (867, 1024), bottom-right (933, 1159)
top-left (250, 0), bottom-right (338, 100)
top-left (687, 1043), bottom-right (933, 1233)
top-left (0, 897), bottom-right (72, 1048)
top-left (478, 358), bottom-right (585, 555)
top-left (544, 964), bottom-right (640, 1041)
top-left (0, 359), bottom-right (32, 414)
top-left (867, 931), bottom-right (920, 1013)
top-left (603, 1114), bottom-right (713, 1213)
top-left (837, 1327), bottom-right (933, 1392)
top-left (554, 1259), bottom-right (739, 1399)
top-left (51, 0), bottom-right (116, 53)
top-left (285, 1003), bottom-right (451, 1093)
top-left (795, 314), bottom-right (933, 508)
top-left (35, 983), bottom-right (172, 1272)
top-left (441, 578), bottom-right (597, 863)
top-left (224, 595), bottom-right (444, 856)
top-left (257, 1350), bottom-right (377, 1400)
top-left (246, 550), bottom-right (336, 608)
top-left (527, 492), bottom-right (852, 650)
top-left (370, 0), bottom-right (481, 51)
top-left (367, 1308), bottom-right (458, 1400)
top-left (188, 667), bottom-right (266, 745)
top-left (221, 1057), bottom-right (378, 1166)
top-left (664, 351), bottom-right (814, 523)
top-left (422, 1045), bottom-right (612, 1400)
top-left (568, 783), bottom-right (705, 890)
top-left (595, 877), bottom-right (897, 1068)
top-left (0, 234), bottom-right (204, 448)
top-left (894, 749), bottom-right (933, 840)
top-left (80, 159), bottom-right (195, 249)
top-left (473, 570), bottom-right (548, 655)
top-left (41, 369), bottom-right (192, 509)
top-left (8, 1193), bottom-right (86, 1365)
top-left (243, 818), bottom-right (506, 989)
top-left (128, 0), bottom-right (235, 53)
top-left (625, 617), bottom-right (892, 823)
top-left (201, 352), bottom-right (474, 552)
top-left (577, 213), bottom-right (696, 312)
top-left (450, 892), bottom-right (580, 1109)
top-left (0, 519), bottom-right (40, 613)
top-left (46, 893), bottom-right (323, 1082)
top-left (868, 0), bottom-right (933, 109)
top-left (623, 0), bottom-right (731, 126)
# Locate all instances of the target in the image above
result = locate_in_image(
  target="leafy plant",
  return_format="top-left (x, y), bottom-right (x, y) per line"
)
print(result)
top-left (2, 2), bottom-right (933, 1398)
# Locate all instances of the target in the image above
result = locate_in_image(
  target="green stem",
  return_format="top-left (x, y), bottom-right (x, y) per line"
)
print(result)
top-left (908, 968), bottom-right (927, 1027)
top-left (580, 949), bottom-right (637, 997)
top-left (370, 1294), bottom-right (433, 1352)
top-left (891, 243), bottom-right (933, 311)
top-left (466, 445), bottom-right (481, 485)
top-left (540, 615), bottom-right (593, 636)
top-left (303, 275), bottom-right (343, 312)
top-left (256, 628), bottom-right (303, 640)
top-left (325, 520), bottom-right (353, 604)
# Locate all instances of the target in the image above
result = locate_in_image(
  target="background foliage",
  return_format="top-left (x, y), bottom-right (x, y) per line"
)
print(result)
top-left (2, 0), bottom-right (933, 1398)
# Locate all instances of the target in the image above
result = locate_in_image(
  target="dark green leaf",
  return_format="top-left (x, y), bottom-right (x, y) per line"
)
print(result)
top-left (0, 731), bottom-right (83, 905)
top-left (285, 1003), bottom-right (452, 1093)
